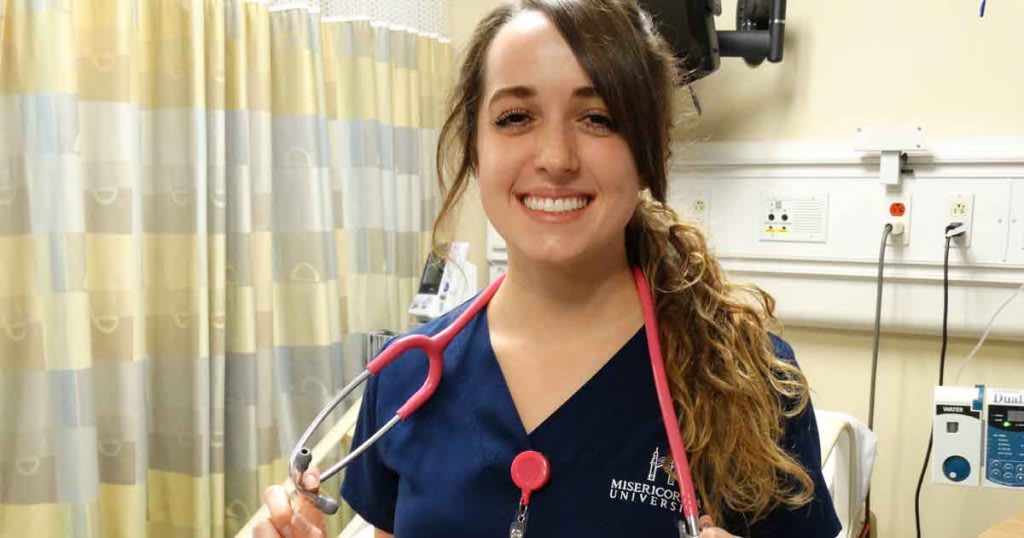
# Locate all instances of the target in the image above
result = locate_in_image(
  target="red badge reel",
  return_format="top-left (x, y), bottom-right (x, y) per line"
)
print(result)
top-left (509, 451), bottom-right (550, 538)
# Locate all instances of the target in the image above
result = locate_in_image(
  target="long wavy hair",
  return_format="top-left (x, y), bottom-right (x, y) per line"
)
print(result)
top-left (432, 0), bottom-right (814, 527)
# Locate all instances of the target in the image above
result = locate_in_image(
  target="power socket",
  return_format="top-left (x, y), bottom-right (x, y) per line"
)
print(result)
top-left (885, 197), bottom-right (911, 246)
top-left (946, 193), bottom-right (975, 247)
top-left (688, 191), bottom-right (710, 232)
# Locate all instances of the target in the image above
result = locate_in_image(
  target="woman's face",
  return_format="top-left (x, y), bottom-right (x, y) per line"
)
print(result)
top-left (476, 11), bottom-right (641, 268)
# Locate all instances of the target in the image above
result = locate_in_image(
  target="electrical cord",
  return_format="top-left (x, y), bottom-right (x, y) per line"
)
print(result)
top-left (952, 281), bottom-right (1024, 383)
top-left (914, 226), bottom-right (960, 538)
top-left (863, 223), bottom-right (893, 530)
top-left (868, 223), bottom-right (893, 431)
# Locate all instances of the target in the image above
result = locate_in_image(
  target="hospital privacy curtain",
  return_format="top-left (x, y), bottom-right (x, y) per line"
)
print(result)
top-left (0, 1), bottom-right (451, 536)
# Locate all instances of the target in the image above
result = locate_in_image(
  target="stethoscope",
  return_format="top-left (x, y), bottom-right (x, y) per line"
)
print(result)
top-left (290, 267), bottom-right (703, 537)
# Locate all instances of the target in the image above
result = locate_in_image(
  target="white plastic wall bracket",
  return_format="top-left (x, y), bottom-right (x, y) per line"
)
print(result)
top-left (853, 126), bottom-right (928, 186)
top-left (879, 151), bottom-right (902, 186)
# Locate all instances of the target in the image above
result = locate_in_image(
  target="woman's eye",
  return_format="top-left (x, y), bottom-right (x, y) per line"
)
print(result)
top-left (583, 113), bottom-right (617, 132)
top-left (493, 110), bottom-right (532, 129)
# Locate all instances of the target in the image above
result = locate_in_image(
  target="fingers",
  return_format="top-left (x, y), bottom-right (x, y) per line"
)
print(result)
top-left (261, 468), bottom-right (327, 538)
top-left (263, 485), bottom-right (294, 535)
top-left (252, 518), bottom-right (284, 538)
top-left (294, 467), bottom-right (326, 532)
top-left (289, 510), bottom-right (326, 538)
top-left (299, 466), bottom-right (321, 494)
top-left (696, 516), bottom-right (735, 537)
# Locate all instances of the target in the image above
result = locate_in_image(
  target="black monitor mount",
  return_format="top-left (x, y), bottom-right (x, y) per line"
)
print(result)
top-left (639, 0), bottom-right (788, 83)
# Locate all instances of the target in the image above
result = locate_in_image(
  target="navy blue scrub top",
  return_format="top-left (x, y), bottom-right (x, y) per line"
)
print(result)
top-left (341, 301), bottom-right (841, 537)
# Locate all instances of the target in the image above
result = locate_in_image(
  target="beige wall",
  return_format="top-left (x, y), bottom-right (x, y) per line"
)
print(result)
top-left (447, 1), bottom-right (1024, 536)
top-left (694, 0), bottom-right (1024, 141)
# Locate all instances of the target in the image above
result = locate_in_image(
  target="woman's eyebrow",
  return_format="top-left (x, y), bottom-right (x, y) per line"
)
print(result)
top-left (488, 86), bottom-right (535, 107)
top-left (487, 85), bottom-right (600, 107)
top-left (571, 86), bottom-right (598, 98)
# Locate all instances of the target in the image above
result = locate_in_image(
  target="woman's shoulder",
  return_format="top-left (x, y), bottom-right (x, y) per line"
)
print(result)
top-left (394, 294), bottom-right (479, 340)
top-left (765, 332), bottom-right (815, 426)
top-left (767, 332), bottom-right (797, 364)
top-left (750, 336), bottom-right (842, 536)
top-left (365, 296), bottom-right (482, 407)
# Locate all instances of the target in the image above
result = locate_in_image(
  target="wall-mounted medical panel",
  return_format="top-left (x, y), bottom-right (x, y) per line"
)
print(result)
top-left (668, 140), bottom-right (1024, 340)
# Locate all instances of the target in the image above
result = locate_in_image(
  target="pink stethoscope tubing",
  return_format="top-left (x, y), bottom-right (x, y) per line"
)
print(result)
top-left (634, 267), bottom-right (701, 537)
top-left (290, 267), bottom-right (701, 536)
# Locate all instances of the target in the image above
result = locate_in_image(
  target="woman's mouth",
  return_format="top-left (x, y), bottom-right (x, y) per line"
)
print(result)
top-left (519, 195), bottom-right (592, 214)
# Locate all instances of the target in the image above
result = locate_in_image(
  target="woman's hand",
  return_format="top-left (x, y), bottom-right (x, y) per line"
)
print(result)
top-left (698, 515), bottom-right (738, 537)
top-left (253, 468), bottom-right (327, 538)
top-left (700, 528), bottom-right (737, 537)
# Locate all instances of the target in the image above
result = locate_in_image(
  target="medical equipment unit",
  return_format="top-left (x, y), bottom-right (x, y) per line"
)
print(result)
top-left (637, 0), bottom-right (788, 82)
top-left (931, 386), bottom-right (1024, 490)
top-left (408, 242), bottom-right (478, 322)
top-left (984, 388), bottom-right (1024, 488)
top-left (932, 386), bottom-right (984, 486)
top-left (290, 268), bottom-right (705, 538)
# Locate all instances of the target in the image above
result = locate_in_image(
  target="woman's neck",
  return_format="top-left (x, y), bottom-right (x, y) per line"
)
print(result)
top-left (488, 247), bottom-right (643, 337)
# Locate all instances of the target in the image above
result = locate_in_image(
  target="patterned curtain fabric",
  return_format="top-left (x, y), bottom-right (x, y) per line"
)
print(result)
top-left (0, 1), bottom-right (451, 536)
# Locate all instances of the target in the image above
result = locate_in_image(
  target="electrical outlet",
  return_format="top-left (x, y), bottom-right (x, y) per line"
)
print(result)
top-left (688, 191), bottom-right (710, 232)
top-left (885, 196), bottom-right (912, 246)
top-left (946, 193), bottom-right (975, 247)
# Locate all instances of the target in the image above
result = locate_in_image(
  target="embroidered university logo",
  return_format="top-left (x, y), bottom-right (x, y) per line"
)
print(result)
top-left (647, 447), bottom-right (676, 486)
top-left (608, 447), bottom-right (681, 512)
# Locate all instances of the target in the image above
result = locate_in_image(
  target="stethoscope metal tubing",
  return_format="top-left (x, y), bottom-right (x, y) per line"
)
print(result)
top-left (291, 370), bottom-right (371, 466)
top-left (289, 272), bottom-right (504, 515)
top-left (322, 414), bottom-right (401, 482)
top-left (683, 514), bottom-right (700, 538)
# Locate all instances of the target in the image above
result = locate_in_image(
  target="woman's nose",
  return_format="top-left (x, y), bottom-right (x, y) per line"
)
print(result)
top-left (534, 122), bottom-right (579, 178)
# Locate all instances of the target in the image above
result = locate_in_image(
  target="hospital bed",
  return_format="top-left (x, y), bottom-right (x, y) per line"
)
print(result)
top-left (815, 410), bottom-right (878, 538)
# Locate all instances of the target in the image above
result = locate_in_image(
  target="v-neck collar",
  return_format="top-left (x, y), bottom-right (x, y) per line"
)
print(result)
top-left (472, 306), bottom-right (648, 462)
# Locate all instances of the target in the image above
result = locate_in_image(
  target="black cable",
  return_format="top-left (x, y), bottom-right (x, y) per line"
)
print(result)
top-left (914, 234), bottom-right (953, 538)
top-left (863, 223), bottom-right (893, 529)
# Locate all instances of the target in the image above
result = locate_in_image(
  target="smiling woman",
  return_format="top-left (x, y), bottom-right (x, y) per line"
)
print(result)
top-left (473, 10), bottom-right (642, 267)
top-left (257, 1), bottom-right (841, 537)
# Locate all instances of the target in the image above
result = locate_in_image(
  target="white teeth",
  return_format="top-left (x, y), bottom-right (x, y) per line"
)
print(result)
top-left (522, 196), bottom-right (590, 213)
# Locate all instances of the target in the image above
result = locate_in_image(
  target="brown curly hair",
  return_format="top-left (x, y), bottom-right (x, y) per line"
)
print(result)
top-left (433, 0), bottom-right (815, 526)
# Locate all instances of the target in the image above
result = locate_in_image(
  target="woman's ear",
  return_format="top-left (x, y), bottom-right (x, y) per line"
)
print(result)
top-left (469, 147), bottom-right (479, 177)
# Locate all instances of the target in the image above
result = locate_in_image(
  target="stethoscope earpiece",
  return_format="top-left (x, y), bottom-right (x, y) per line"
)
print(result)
top-left (311, 494), bottom-right (340, 515)
top-left (292, 447), bottom-right (340, 514)
top-left (295, 448), bottom-right (313, 473)
top-left (293, 486), bottom-right (341, 515)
